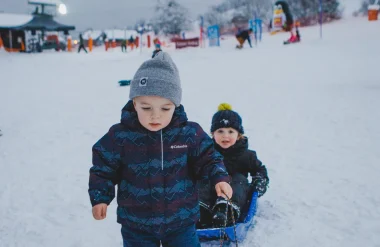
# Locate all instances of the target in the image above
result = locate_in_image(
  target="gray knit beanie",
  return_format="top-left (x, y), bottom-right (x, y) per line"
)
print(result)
top-left (129, 51), bottom-right (182, 107)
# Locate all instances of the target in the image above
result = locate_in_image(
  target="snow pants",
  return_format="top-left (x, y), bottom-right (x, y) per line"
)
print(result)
top-left (198, 173), bottom-right (250, 221)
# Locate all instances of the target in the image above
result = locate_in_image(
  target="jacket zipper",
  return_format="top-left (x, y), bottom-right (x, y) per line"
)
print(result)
top-left (161, 130), bottom-right (163, 170)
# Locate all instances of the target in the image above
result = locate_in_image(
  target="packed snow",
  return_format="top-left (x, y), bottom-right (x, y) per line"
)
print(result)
top-left (1, 17), bottom-right (380, 247)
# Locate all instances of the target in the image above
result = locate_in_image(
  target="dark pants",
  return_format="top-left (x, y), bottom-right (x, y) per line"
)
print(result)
top-left (121, 224), bottom-right (201, 247)
top-left (236, 36), bottom-right (245, 46)
top-left (200, 173), bottom-right (249, 209)
top-left (121, 44), bottom-right (127, 52)
top-left (230, 173), bottom-right (250, 208)
top-left (77, 44), bottom-right (87, 53)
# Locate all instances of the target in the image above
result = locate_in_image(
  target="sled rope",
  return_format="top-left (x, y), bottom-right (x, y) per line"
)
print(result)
top-left (219, 192), bottom-right (238, 247)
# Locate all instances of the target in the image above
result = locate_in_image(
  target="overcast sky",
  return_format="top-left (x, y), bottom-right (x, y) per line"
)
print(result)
top-left (0, 0), bottom-right (224, 31)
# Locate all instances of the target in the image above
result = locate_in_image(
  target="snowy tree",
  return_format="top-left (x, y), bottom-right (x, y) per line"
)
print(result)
top-left (227, 0), bottom-right (272, 21)
top-left (357, 0), bottom-right (379, 15)
top-left (203, 5), bottom-right (232, 27)
top-left (151, 0), bottom-right (191, 35)
top-left (286, 0), bottom-right (341, 25)
top-left (203, 0), bottom-right (272, 27)
top-left (203, 0), bottom-right (342, 29)
top-left (134, 18), bottom-right (148, 30)
top-left (249, 0), bottom-right (274, 20)
top-left (322, 0), bottom-right (341, 19)
top-left (287, 0), bottom-right (317, 20)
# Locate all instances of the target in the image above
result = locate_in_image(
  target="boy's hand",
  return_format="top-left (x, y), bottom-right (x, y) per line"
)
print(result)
top-left (215, 182), bottom-right (233, 199)
top-left (92, 203), bottom-right (108, 220)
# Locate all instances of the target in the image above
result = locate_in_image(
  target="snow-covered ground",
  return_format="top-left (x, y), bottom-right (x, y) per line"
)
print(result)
top-left (1, 17), bottom-right (380, 247)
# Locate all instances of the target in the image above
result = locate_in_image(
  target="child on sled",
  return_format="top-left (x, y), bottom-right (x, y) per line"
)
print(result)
top-left (198, 103), bottom-right (269, 227)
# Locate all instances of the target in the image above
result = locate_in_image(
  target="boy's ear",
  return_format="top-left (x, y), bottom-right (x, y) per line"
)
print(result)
top-left (133, 100), bottom-right (136, 107)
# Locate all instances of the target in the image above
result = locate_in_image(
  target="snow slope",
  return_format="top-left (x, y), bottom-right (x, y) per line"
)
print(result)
top-left (1, 17), bottom-right (380, 247)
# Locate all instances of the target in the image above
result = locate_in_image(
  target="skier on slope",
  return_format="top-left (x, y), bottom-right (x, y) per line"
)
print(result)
top-left (269, 1), bottom-right (301, 44)
top-left (235, 28), bottom-right (253, 49)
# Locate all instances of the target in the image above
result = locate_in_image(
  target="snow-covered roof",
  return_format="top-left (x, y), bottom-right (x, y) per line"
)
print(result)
top-left (0, 13), bottom-right (33, 28)
top-left (368, 4), bottom-right (380, 10)
top-left (28, 0), bottom-right (62, 6)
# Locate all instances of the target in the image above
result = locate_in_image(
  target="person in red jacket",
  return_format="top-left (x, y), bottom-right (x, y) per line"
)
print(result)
top-left (269, 1), bottom-right (301, 44)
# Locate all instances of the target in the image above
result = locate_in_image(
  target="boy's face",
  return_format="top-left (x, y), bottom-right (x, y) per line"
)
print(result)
top-left (213, 127), bottom-right (239, 149)
top-left (133, 96), bottom-right (175, 132)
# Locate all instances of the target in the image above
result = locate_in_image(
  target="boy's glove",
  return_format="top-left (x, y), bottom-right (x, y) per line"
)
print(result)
top-left (251, 175), bottom-right (269, 197)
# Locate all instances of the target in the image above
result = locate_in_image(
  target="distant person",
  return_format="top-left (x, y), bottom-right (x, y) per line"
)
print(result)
top-left (269, 1), bottom-right (301, 45)
top-left (78, 33), bottom-right (88, 53)
top-left (121, 39), bottom-right (127, 52)
top-left (128, 35), bottom-right (134, 45)
top-left (235, 28), bottom-right (253, 49)
top-left (152, 43), bottom-right (162, 58)
top-left (153, 37), bottom-right (161, 46)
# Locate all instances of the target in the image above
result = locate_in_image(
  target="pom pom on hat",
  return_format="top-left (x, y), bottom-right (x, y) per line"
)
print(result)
top-left (218, 103), bottom-right (232, 111)
top-left (211, 103), bottom-right (244, 134)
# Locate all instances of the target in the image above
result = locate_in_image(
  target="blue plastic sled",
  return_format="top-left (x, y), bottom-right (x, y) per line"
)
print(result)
top-left (196, 191), bottom-right (258, 243)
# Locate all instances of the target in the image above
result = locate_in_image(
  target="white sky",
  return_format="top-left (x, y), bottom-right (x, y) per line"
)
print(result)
top-left (0, 0), bottom-right (224, 31)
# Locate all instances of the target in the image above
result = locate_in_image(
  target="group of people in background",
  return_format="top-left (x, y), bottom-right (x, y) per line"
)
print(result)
top-left (235, 0), bottom-right (301, 48)
top-left (77, 32), bottom-right (163, 55)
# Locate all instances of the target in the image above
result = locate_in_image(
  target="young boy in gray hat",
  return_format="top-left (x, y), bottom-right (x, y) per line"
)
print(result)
top-left (89, 52), bottom-right (233, 246)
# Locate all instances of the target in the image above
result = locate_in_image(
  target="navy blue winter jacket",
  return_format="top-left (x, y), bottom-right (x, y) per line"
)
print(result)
top-left (89, 100), bottom-right (230, 233)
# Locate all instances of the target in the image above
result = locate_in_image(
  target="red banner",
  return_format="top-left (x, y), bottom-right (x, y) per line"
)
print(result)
top-left (175, 38), bottom-right (199, 49)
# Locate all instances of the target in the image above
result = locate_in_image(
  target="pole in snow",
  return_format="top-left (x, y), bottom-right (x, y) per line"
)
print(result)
top-left (319, 0), bottom-right (323, 39)
top-left (9, 30), bottom-right (13, 50)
